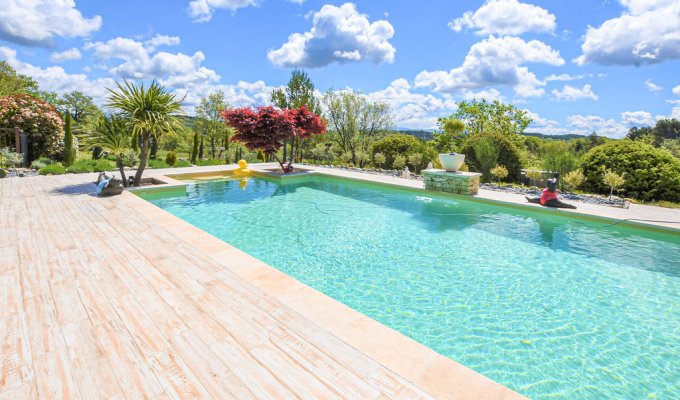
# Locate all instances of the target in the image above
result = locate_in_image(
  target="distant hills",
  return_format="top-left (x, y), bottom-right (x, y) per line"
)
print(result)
top-left (393, 129), bottom-right (589, 141)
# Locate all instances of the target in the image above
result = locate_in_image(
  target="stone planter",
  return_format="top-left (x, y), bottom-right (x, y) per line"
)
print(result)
top-left (438, 153), bottom-right (465, 172)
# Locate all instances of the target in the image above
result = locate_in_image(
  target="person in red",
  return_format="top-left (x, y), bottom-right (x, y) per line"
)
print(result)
top-left (540, 173), bottom-right (560, 205)
top-left (526, 172), bottom-right (576, 209)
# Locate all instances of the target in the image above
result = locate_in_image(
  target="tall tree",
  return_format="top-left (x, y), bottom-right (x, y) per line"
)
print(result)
top-left (452, 99), bottom-right (531, 146)
top-left (195, 89), bottom-right (233, 160)
top-left (107, 80), bottom-right (183, 186)
top-left (0, 61), bottom-right (39, 96)
top-left (82, 114), bottom-right (132, 186)
top-left (59, 91), bottom-right (100, 123)
top-left (322, 90), bottom-right (392, 165)
top-left (271, 69), bottom-right (321, 162)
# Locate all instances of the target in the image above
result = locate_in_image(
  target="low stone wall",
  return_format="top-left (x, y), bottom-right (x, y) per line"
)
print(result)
top-left (423, 169), bottom-right (482, 195)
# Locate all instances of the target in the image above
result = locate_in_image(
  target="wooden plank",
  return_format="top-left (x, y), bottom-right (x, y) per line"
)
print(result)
top-left (0, 313), bottom-right (33, 392)
top-left (0, 273), bottom-right (21, 319)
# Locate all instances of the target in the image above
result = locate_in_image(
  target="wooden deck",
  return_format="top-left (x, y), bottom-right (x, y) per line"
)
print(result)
top-left (0, 172), bottom-right (523, 399)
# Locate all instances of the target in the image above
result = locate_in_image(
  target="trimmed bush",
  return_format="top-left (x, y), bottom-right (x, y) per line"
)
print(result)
top-left (94, 159), bottom-right (114, 172)
top-left (38, 163), bottom-right (66, 175)
top-left (165, 150), bottom-right (177, 166)
top-left (196, 159), bottom-right (225, 166)
top-left (371, 134), bottom-right (422, 169)
top-left (173, 160), bottom-right (191, 168)
top-left (460, 132), bottom-right (523, 182)
top-left (66, 159), bottom-right (95, 174)
top-left (582, 140), bottom-right (680, 201)
top-left (148, 159), bottom-right (168, 169)
top-left (30, 157), bottom-right (54, 170)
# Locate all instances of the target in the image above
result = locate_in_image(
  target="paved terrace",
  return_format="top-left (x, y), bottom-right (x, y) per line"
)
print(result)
top-left (0, 169), bottom-right (525, 399)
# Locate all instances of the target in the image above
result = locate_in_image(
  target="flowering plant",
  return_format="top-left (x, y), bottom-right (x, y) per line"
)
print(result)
top-left (0, 94), bottom-right (64, 158)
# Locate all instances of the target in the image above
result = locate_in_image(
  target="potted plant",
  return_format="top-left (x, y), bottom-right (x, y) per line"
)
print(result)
top-left (434, 117), bottom-right (466, 172)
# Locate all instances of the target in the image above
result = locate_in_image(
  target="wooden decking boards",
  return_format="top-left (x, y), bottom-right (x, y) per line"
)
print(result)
top-left (0, 172), bottom-right (524, 399)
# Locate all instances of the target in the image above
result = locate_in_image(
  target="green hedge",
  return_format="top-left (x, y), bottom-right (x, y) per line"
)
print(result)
top-left (38, 163), bottom-right (66, 175)
top-left (371, 134), bottom-right (422, 169)
top-left (582, 140), bottom-right (680, 201)
top-left (460, 132), bottom-right (523, 182)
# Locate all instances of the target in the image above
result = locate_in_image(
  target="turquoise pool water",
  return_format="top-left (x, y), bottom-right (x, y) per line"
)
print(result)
top-left (139, 176), bottom-right (680, 399)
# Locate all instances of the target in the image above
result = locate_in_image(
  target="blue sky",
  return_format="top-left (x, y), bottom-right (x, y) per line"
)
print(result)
top-left (1, 0), bottom-right (679, 137)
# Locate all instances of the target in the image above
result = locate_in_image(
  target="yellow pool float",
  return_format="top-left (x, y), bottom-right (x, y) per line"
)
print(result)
top-left (233, 159), bottom-right (252, 177)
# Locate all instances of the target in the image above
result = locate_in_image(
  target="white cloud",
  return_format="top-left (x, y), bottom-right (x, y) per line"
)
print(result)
top-left (450, 0), bottom-right (556, 35)
top-left (567, 115), bottom-right (627, 138)
top-left (49, 48), bottom-right (82, 63)
top-left (268, 3), bottom-right (395, 68)
top-left (621, 110), bottom-right (655, 126)
top-left (366, 78), bottom-right (457, 129)
top-left (644, 79), bottom-right (663, 91)
top-left (188, 0), bottom-right (260, 22)
top-left (414, 35), bottom-right (564, 98)
top-left (1, 46), bottom-right (114, 105)
top-left (461, 88), bottom-right (504, 102)
top-left (551, 84), bottom-right (598, 101)
top-left (575, 0), bottom-right (680, 65)
top-left (673, 85), bottom-right (680, 96)
top-left (0, 0), bottom-right (101, 46)
top-left (144, 34), bottom-right (181, 51)
top-left (545, 73), bottom-right (584, 82)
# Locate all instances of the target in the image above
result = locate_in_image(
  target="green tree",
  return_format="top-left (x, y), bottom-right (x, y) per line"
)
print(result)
top-left (81, 114), bottom-right (132, 186)
top-left (603, 170), bottom-right (625, 199)
top-left (0, 61), bottom-right (39, 96)
top-left (563, 169), bottom-right (585, 191)
top-left (540, 140), bottom-right (578, 184)
top-left (460, 132), bottom-right (523, 182)
top-left (62, 112), bottom-right (74, 166)
top-left (393, 154), bottom-right (406, 170)
top-left (371, 133), bottom-right (421, 169)
top-left (58, 91), bottom-right (100, 123)
top-left (472, 137), bottom-right (500, 182)
top-left (195, 89), bottom-right (232, 160)
top-left (107, 80), bottom-right (184, 186)
top-left (408, 152), bottom-right (423, 173)
top-left (433, 117), bottom-right (465, 153)
top-left (190, 131), bottom-right (199, 164)
top-left (323, 90), bottom-right (392, 165)
top-left (271, 69), bottom-right (322, 163)
top-left (373, 152), bottom-right (386, 169)
top-left (452, 99), bottom-right (532, 145)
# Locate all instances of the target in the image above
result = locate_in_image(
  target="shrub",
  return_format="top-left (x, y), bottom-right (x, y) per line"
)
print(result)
top-left (582, 140), bottom-right (680, 201)
top-left (525, 170), bottom-right (543, 186)
top-left (0, 94), bottom-right (64, 159)
top-left (94, 159), bottom-right (114, 172)
top-left (173, 160), bottom-right (191, 168)
top-left (62, 112), bottom-right (74, 166)
top-left (540, 140), bottom-right (578, 177)
top-left (148, 159), bottom-right (168, 169)
top-left (563, 169), bottom-right (585, 191)
top-left (373, 152), bottom-right (386, 168)
top-left (408, 153), bottom-right (423, 173)
top-left (472, 137), bottom-right (500, 181)
top-left (490, 165), bottom-right (509, 182)
top-left (38, 163), bottom-right (66, 175)
top-left (196, 159), bottom-right (225, 166)
top-left (460, 132), bottom-right (523, 182)
top-left (372, 134), bottom-right (422, 169)
top-left (66, 159), bottom-right (94, 174)
top-left (122, 152), bottom-right (138, 168)
top-left (0, 168), bottom-right (6, 178)
top-left (30, 157), bottom-right (54, 170)
top-left (603, 169), bottom-right (626, 198)
top-left (393, 154), bottom-right (406, 170)
top-left (165, 150), bottom-right (177, 166)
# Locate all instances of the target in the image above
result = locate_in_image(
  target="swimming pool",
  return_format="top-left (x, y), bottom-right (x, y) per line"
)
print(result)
top-left (139, 175), bottom-right (680, 399)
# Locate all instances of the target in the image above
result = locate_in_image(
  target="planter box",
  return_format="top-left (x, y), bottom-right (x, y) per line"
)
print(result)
top-left (438, 153), bottom-right (466, 172)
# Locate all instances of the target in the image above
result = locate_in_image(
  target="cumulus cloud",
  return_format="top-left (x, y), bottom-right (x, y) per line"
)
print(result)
top-left (414, 35), bottom-right (564, 98)
top-left (268, 3), bottom-right (395, 68)
top-left (551, 84), bottom-right (598, 101)
top-left (545, 73), bottom-right (584, 82)
top-left (621, 110), bottom-right (655, 126)
top-left (188, 0), bottom-right (260, 22)
top-left (567, 115), bottom-right (627, 138)
top-left (49, 48), bottom-right (82, 63)
top-left (673, 85), bottom-right (680, 96)
top-left (575, 0), bottom-right (680, 65)
top-left (449, 0), bottom-right (556, 35)
top-left (644, 79), bottom-right (663, 91)
top-left (366, 78), bottom-right (457, 129)
top-left (0, 0), bottom-right (101, 46)
top-left (461, 88), bottom-right (504, 102)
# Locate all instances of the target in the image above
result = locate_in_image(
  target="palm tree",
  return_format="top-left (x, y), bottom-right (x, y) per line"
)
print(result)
top-left (107, 80), bottom-right (183, 186)
top-left (82, 114), bottom-right (132, 186)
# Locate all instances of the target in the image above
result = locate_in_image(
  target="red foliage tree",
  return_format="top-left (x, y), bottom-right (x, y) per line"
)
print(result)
top-left (222, 105), bottom-right (325, 173)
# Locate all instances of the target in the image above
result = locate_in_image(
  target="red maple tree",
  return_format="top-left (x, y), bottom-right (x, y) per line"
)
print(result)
top-left (222, 105), bottom-right (325, 173)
